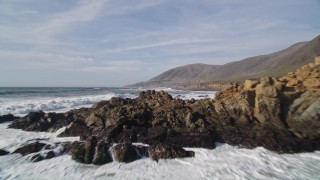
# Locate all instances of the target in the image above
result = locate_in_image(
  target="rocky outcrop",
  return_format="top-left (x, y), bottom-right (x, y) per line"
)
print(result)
top-left (12, 142), bottom-right (47, 156)
top-left (9, 111), bottom-right (72, 132)
top-left (0, 114), bottom-right (19, 123)
top-left (66, 137), bottom-right (190, 165)
top-left (212, 55), bottom-right (320, 152)
top-left (7, 55), bottom-right (320, 164)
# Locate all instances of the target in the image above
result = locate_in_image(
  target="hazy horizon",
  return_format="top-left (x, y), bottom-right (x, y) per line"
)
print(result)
top-left (1, 0), bottom-right (319, 87)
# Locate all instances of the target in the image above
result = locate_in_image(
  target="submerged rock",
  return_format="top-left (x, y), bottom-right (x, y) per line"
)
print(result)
top-left (13, 142), bottom-right (47, 156)
top-left (0, 114), bottom-right (19, 123)
top-left (0, 149), bottom-right (9, 156)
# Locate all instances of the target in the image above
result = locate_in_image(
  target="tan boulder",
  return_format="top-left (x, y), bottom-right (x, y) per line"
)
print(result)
top-left (303, 78), bottom-right (320, 88)
top-left (311, 72), bottom-right (320, 78)
top-left (287, 91), bottom-right (320, 138)
top-left (308, 62), bottom-right (316, 69)
top-left (243, 80), bottom-right (258, 91)
top-left (301, 65), bottom-right (311, 71)
top-left (299, 71), bottom-right (311, 79)
top-left (253, 80), bottom-right (284, 127)
top-left (255, 83), bottom-right (277, 98)
top-left (315, 56), bottom-right (320, 65)
top-left (287, 79), bottom-right (301, 86)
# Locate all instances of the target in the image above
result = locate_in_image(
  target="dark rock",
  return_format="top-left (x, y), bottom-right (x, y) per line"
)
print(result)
top-left (0, 114), bottom-right (19, 123)
top-left (70, 142), bottom-right (86, 163)
top-left (30, 154), bottom-right (44, 162)
top-left (46, 151), bottom-right (55, 159)
top-left (8, 111), bottom-right (41, 130)
top-left (13, 142), bottom-right (46, 156)
top-left (164, 130), bottom-right (216, 149)
top-left (58, 121), bottom-right (91, 137)
top-left (8, 111), bottom-right (67, 132)
top-left (92, 141), bottom-right (112, 165)
top-left (69, 136), bottom-right (104, 164)
top-left (112, 143), bottom-right (139, 163)
top-left (0, 149), bottom-right (9, 156)
top-left (85, 113), bottom-right (104, 127)
top-left (137, 126), bottom-right (167, 144)
top-left (83, 136), bottom-right (97, 164)
top-left (135, 145), bottom-right (148, 158)
top-left (147, 144), bottom-right (195, 161)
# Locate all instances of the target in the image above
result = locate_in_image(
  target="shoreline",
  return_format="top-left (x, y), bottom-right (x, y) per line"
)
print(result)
top-left (0, 88), bottom-right (216, 117)
top-left (0, 56), bottom-right (319, 168)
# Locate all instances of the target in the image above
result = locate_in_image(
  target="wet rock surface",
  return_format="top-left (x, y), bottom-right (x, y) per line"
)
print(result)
top-left (0, 149), bottom-right (9, 156)
top-left (148, 143), bottom-right (195, 161)
top-left (111, 143), bottom-right (140, 163)
top-left (12, 142), bottom-right (47, 156)
top-left (0, 114), bottom-right (19, 124)
top-left (7, 56), bottom-right (320, 164)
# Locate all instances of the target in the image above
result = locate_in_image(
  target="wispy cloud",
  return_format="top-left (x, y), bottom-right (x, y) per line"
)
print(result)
top-left (35, 0), bottom-right (107, 39)
top-left (0, 0), bottom-right (319, 86)
top-left (0, 50), bottom-right (94, 69)
top-left (0, 0), bottom-right (108, 46)
top-left (81, 60), bottom-right (145, 72)
top-left (104, 38), bottom-right (218, 53)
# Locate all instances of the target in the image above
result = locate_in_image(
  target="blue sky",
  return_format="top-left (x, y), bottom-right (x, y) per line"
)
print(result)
top-left (0, 0), bottom-right (319, 87)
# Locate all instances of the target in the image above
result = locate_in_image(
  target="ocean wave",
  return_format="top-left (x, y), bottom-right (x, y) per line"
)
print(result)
top-left (0, 88), bottom-right (216, 116)
top-left (0, 93), bottom-right (137, 116)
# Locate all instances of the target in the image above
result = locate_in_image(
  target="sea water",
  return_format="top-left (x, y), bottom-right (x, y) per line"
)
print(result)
top-left (0, 87), bottom-right (214, 116)
top-left (0, 87), bottom-right (319, 180)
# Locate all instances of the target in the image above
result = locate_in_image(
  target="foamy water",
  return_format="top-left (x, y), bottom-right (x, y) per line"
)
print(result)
top-left (0, 87), bottom-right (215, 116)
top-left (0, 123), bottom-right (319, 180)
top-left (2, 87), bottom-right (318, 180)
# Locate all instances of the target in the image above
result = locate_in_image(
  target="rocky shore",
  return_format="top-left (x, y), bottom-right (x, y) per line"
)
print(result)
top-left (1, 56), bottom-right (319, 165)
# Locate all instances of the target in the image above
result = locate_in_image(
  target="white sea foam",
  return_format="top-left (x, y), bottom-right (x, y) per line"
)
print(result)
top-left (173, 90), bottom-right (216, 100)
top-left (0, 88), bottom-right (215, 116)
top-left (0, 123), bottom-right (319, 180)
top-left (0, 93), bottom-right (136, 116)
top-left (135, 87), bottom-right (216, 100)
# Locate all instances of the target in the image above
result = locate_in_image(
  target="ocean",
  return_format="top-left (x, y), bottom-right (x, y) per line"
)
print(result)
top-left (0, 87), bottom-right (319, 180)
top-left (0, 87), bottom-right (214, 116)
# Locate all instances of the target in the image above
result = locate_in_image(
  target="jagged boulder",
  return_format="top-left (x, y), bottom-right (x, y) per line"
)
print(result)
top-left (71, 136), bottom-right (97, 164)
top-left (85, 113), bottom-right (104, 127)
top-left (287, 91), bottom-right (320, 139)
top-left (147, 144), bottom-right (194, 161)
top-left (254, 77), bottom-right (284, 128)
top-left (111, 143), bottom-right (140, 163)
top-left (92, 141), bottom-right (112, 165)
top-left (13, 142), bottom-right (47, 156)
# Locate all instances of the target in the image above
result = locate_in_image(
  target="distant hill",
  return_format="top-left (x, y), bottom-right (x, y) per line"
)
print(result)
top-left (128, 35), bottom-right (320, 88)
top-left (147, 63), bottom-right (221, 83)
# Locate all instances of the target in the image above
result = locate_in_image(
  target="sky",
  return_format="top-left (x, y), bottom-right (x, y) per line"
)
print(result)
top-left (0, 0), bottom-right (319, 87)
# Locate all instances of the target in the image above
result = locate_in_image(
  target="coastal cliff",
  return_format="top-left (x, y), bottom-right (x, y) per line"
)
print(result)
top-left (2, 55), bottom-right (320, 165)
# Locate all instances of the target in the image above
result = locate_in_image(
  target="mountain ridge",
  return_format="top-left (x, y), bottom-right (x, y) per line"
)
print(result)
top-left (127, 35), bottom-right (320, 89)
